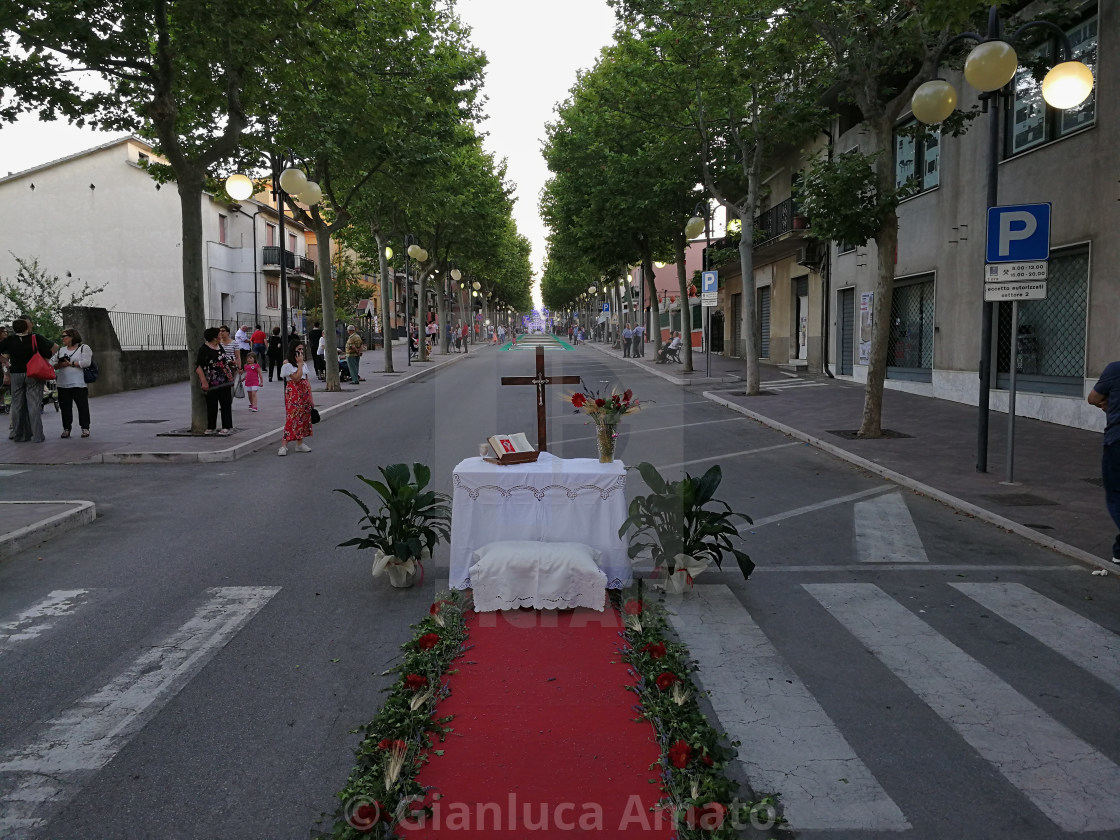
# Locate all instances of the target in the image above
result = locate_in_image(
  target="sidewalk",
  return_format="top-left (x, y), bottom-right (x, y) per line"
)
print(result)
top-left (587, 339), bottom-right (1114, 570)
top-left (0, 340), bottom-right (481, 557)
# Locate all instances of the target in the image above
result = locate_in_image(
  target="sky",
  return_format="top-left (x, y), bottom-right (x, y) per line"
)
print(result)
top-left (0, 0), bottom-right (618, 302)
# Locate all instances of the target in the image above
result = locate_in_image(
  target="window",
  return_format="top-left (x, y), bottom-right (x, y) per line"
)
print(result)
top-left (995, 244), bottom-right (1089, 397)
top-left (137, 152), bottom-right (149, 164)
top-left (886, 274), bottom-right (935, 382)
top-left (1008, 14), bottom-right (1097, 155)
top-left (288, 233), bottom-right (297, 253)
top-left (894, 120), bottom-right (939, 194)
top-left (266, 224), bottom-right (276, 247)
top-left (266, 281), bottom-right (278, 309)
top-left (218, 214), bottom-right (228, 245)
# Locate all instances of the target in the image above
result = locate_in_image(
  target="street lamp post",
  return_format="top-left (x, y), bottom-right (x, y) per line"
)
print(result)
top-left (686, 201), bottom-right (712, 377)
top-left (911, 6), bottom-right (1093, 474)
top-left (226, 158), bottom-right (321, 352)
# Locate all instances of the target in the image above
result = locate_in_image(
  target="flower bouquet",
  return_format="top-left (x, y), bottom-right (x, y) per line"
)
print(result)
top-left (567, 384), bottom-right (643, 463)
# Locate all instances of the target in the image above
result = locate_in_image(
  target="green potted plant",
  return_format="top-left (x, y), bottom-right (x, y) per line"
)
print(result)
top-left (336, 463), bottom-right (452, 588)
top-left (619, 462), bottom-right (754, 594)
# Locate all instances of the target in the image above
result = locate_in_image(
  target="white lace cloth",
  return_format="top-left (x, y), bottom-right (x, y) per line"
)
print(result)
top-left (449, 452), bottom-right (630, 590)
top-left (469, 541), bottom-right (607, 612)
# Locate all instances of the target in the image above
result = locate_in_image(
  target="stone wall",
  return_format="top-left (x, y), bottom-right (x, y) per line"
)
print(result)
top-left (61, 306), bottom-right (190, 396)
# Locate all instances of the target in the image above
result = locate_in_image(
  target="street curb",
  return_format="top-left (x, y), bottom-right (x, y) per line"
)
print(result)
top-left (0, 500), bottom-right (97, 560)
top-left (584, 341), bottom-right (737, 387)
top-left (89, 352), bottom-right (472, 464)
top-left (703, 391), bottom-right (1117, 575)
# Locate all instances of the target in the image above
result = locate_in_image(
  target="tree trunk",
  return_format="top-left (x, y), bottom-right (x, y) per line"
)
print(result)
top-left (641, 241), bottom-right (662, 356)
top-left (737, 210), bottom-right (761, 395)
top-left (314, 221), bottom-right (341, 392)
top-left (374, 228), bottom-right (394, 373)
top-left (436, 274), bottom-right (448, 354)
top-left (675, 236), bottom-right (692, 371)
top-left (177, 173), bottom-right (208, 433)
top-left (417, 269), bottom-right (429, 361)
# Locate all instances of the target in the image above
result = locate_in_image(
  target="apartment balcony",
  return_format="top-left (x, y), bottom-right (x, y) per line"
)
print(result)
top-left (262, 246), bottom-right (316, 278)
top-left (753, 197), bottom-right (810, 261)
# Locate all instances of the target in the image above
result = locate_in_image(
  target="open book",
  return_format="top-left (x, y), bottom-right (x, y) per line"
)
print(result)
top-left (485, 432), bottom-right (539, 464)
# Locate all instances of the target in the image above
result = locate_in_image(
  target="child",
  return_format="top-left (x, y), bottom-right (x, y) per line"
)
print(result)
top-left (243, 352), bottom-right (263, 411)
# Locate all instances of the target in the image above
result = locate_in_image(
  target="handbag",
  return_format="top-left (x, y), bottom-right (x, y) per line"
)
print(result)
top-left (81, 346), bottom-right (99, 384)
top-left (310, 408), bottom-right (320, 424)
top-left (26, 335), bottom-right (56, 381)
top-left (232, 373), bottom-right (246, 399)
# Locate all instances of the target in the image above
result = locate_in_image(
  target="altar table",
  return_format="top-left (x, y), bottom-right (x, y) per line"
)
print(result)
top-left (450, 452), bottom-right (631, 590)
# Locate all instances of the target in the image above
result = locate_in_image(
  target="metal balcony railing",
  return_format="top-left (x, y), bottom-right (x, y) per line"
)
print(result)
top-left (755, 197), bottom-right (802, 245)
top-left (262, 246), bottom-right (316, 277)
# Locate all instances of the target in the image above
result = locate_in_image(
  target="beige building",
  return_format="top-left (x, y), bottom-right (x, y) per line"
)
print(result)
top-left (713, 1), bottom-right (1106, 432)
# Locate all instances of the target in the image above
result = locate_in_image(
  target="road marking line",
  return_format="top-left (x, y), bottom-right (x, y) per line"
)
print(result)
top-left (0, 590), bottom-right (91, 653)
top-left (855, 491), bottom-right (928, 562)
top-left (748, 486), bottom-right (893, 529)
top-left (0, 586), bottom-right (280, 834)
top-left (804, 583), bottom-right (1120, 832)
top-left (669, 585), bottom-right (910, 831)
top-left (951, 582), bottom-right (1120, 693)
top-left (657, 442), bottom-right (800, 471)
top-left (753, 564), bottom-right (1083, 573)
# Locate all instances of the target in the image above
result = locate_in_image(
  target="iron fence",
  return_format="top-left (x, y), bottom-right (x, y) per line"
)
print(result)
top-left (108, 311), bottom-right (189, 350)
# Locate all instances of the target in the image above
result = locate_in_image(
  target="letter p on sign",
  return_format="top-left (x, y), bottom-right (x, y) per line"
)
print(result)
top-left (986, 203), bottom-right (1051, 263)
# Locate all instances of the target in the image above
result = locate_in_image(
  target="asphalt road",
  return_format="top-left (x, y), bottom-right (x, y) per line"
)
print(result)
top-left (0, 343), bottom-right (1118, 839)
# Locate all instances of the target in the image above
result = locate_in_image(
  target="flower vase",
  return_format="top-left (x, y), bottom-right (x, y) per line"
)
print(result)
top-left (595, 421), bottom-right (619, 463)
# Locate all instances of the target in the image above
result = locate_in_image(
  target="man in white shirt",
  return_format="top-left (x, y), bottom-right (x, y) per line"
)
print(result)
top-left (234, 325), bottom-right (252, 365)
top-left (657, 331), bottom-right (682, 363)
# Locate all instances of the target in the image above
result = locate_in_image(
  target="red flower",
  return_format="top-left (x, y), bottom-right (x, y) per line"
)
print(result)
top-left (594, 398), bottom-right (606, 408)
top-left (417, 633), bottom-right (440, 650)
top-left (572, 392), bottom-right (587, 407)
top-left (403, 673), bottom-right (429, 691)
top-left (667, 739), bottom-right (692, 768)
top-left (641, 641), bottom-right (667, 659)
top-left (429, 600), bottom-right (450, 615)
top-left (655, 672), bottom-right (678, 691)
top-left (612, 394), bottom-right (622, 403)
top-left (622, 599), bottom-right (643, 615)
top-left (701, 753), bottom-right (714, 767)
top-left (623, 389), bottom-right (633, 402)
top-left (683, 801), bottom-right (726, 830)
top-left (377, 738), bottom-right (407, 752)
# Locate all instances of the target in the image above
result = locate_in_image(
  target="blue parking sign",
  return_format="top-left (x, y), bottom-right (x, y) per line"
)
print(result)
top-left (986, 203), bottom-right (1051, 263)
top-left (701, 271), bottom-right (718, 293)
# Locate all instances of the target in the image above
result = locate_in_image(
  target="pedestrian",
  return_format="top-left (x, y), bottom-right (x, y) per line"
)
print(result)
top-left (267, 327), bottom-right (283, 382)
top-left (218, 326), bottom-right (241, 374)
top-left (345, 325), bottom-right (364, 383)
top-left (195, 327), bottom-right (235, 436)
top-left (657, 331), bottom-right (682, 363)
top-left (53, 326), bottom-right (93, 438)
top-left (0, 318), bottom-right (57, 444)
top-left (316, 331), bottom-right (327, 380)
top-left (250, 324), bottom-right (268, 371)
top-left (0, 325), bottom-right (9, 415)
top-left (308, 321), bottom-right (324, 379)
top-left (278, 340), bottom-right (314, 456)
top-left (633, 323), bottom-right (645, 357)
top-left (1088, 362), bottom-right (1120, 563)
top-left (460, 322), bottom-right (469, 352)
top-left (243, 352), bottom-right (263, 412)
top-left (622, 323), bottom-right (633, 358)
top-left (234, 324), bottom-right (251, 365)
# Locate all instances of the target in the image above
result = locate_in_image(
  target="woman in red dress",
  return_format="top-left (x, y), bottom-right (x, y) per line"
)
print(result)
top-left (278, 341), bottom-right (315, 456)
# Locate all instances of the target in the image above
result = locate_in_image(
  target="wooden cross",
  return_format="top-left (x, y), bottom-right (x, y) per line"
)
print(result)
top-left (500, 346), bottom-right (580, 451)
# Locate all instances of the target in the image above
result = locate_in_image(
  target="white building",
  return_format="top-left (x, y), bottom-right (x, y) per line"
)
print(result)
top-left (0, 135), bottom-right (313, 328)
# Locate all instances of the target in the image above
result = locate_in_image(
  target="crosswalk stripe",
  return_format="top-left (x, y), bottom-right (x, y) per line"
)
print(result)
top-left (951, 582), bottom-right (1120, 694)
top-left (0, 586), bottom-right (279, 834)
top-left (0, 590), bottom-right (91, 653)
top-left (854, 491), bottom-right (928, 562)
top-left (804, 583), bottom-right (1120, 831)
top-left (669, 585), bottom-right (910, 831)
top-left (747, 485), bottom-right (892, 530)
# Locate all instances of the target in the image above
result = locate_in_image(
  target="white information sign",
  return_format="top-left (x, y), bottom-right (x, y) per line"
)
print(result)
top-left (985, 261), bottom-right (1048, 282)
top-left (984, 282), bottom-right (1048, 302)
top-left (702, 292), bottom-right (717, 307)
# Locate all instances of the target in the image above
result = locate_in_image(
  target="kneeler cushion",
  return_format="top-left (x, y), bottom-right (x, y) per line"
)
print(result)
top-left (469, 540), bottom-right (607, 612)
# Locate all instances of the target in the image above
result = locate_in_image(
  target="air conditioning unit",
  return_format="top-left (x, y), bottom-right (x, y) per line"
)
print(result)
top-left (795, 243), bottom-right (823, 267)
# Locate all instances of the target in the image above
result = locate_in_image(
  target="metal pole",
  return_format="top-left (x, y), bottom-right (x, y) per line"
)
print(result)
top-left (976, 6), bottom-right (1002, 473)
top-left (1005, 300), bottom-right (1019, 484)
top-left (704, 209), bottom-right (711, 378)
top-left (276, 160), bottom-right (289, 353)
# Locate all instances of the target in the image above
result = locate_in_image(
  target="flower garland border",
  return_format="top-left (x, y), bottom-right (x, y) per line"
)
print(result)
top-left (618, 589), bottom-right (786, 837)
top-left (328, 591), bottom-right (472, 838)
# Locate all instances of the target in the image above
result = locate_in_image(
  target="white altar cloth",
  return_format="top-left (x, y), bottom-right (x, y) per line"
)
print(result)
top-left (450, 452), bottom-right (630, 590)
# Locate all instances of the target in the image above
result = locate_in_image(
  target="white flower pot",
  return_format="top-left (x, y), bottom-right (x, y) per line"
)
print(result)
top-left (386, 562), bottom-right (416, 588)
top-left (663, 569), bottom-right (690, 595)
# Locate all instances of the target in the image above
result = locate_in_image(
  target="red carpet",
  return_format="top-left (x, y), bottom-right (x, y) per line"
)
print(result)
top-left (400, 608), bottom-right (673, 837)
